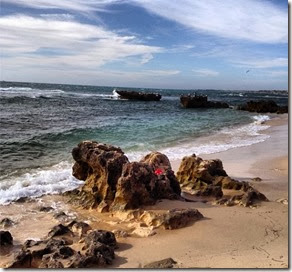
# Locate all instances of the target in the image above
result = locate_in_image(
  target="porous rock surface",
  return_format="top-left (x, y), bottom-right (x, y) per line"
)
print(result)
top-left (71, 142), bottom-right (181, 211)
top-left (7, 221), bottom-right (116, 269)
top-left (176, 154), bottom-right (268, 206)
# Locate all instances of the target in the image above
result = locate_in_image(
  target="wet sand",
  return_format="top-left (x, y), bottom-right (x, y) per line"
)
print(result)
top-left (0, 114), bottom-right (288, 268)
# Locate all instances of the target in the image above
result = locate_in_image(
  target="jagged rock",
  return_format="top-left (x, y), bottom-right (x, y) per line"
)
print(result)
top-left (139, 208), bottom-right (203, 230)
top-left (53, 211), bottom-right (68, 220)
top-left (237, 100), bottom-right (288, 114)
top-left (8, 250), bottom-right (32, 268)
top-left (217, 187), bottom-right (268, 207)
top-left (180, 94), bottom-right (229, 109)
top-left (67, 220), bottom-right (91, 237)
top-left (83, 230), bottom-right (116, 249)
top-left (112, 229), bottom-right (129, 238)
top-left (71, 143), bottom-right (182, 211)
top-left (9, 225), bottom-right (117, 269)
top-left (39, 206), bottom-right (54, 212)
top-left (111, 162), bottom-right (159, 210)
top-left (48, 224), bottom-right (72, 238)
top-left (140, 152), bottom-right (181, 199)
top-left (116, 90), bottom-right (161, 101)
top-left (0, 218), bottom-right (15, 228)
top-left (0, 230), bottom-right (13, 245)
top-left (71, 141), bottom-right (129, 210)
top-left (176, 154), bottom-right (267, 206)
top-left (144, 258), bottom-right (177, 268)
top-left (177, 154), bottom-right (227, 186)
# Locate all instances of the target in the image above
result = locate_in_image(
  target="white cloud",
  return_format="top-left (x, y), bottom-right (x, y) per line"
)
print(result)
top-left (4, 0), bottom-right (287, 43)
top-left (129, 0), bottom-right (287, 43)
top-left (232, 58), bottom-right (288, 69)
top-left (0, 15), bottom-right (162, 70)
top-left (192, 69), bottom-right (219, 77)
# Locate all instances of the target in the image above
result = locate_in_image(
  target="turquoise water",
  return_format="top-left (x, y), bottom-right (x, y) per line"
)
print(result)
top-left (0, 81), bottom-right (288, 204)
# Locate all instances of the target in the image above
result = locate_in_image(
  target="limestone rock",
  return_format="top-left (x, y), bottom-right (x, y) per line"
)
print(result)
top-left (144, 258), bottom-right (177, 268)
top-left (177, 154), bottom-right (267, 206)
top-left (71, 141), bottom-right (129, 210)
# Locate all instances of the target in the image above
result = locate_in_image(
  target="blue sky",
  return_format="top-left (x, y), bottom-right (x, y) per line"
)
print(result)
top-left (0, 0), bottom-right (288, 90)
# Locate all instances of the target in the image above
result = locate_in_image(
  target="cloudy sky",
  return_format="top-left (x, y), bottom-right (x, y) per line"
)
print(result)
top-left (0, 0), bottom-right (288, 90)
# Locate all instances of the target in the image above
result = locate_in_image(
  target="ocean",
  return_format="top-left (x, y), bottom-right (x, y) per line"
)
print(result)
top-left (0, 81), bottom-right (288, 204)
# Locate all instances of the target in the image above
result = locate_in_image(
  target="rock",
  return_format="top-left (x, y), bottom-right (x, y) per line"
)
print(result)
top-left (53, 211), bottom-right (68, 220)
top-left (139, 208), bottom-right (203, 230)
top-left (177, 154), bottom-right (267, 206)
top-left (71, 143), bottom-right (182, 211)
top-left (237, 100), bottom-right (288, 113)
top-left (177, 154), bottom-right (227, 186)
top-left (110, 162), bottom-right (159, 210)
top-left (47, 224), bottom-right (72, 238)
top-left (67, 221), bottom-right (91, 237)
top-left (0, 230), bottom-right (13, 245)
top-left (40, 253), bottom-right (64, 268)
top-left (71, 141), bottom-right (129, 210)
top-left (144, 258), bottom-right (177, 268)
top-left (83, 230), bottom-right (116, 249)
top-left (116, 90), bottom-right (161, 101)
top-left (251, 177), bottom-right (262, 182)
top-left (58, 246), bottom-right (75, 258)
top-left (0, 218), bottom-right (15, 228)
top-left (8, 250), bottom-right (32, 268)
top-left (39, 206), bottom-right (54, 212)
top-left (131, 227), bottom-right (157, 237)
top-left (84, 242), bottom-right (115, 264)
top-left (276, 198), bottom-right (288, 205)
top-left (112, 229), bottom-right (129, 238)
top-left (180, 94), bottom-right (229, 109)
top-left (140, 152), bottom-right (181, 199)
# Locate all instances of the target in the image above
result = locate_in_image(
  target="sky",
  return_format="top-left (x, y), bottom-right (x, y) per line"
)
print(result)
top-left (0, 0), bottom-right (288, 90)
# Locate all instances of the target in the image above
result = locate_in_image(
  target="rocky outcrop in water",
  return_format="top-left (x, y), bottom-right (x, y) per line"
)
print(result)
top-left (180, 94), bottom-right (229, 109)
top-left (116, 90), bottom-right (161, 101)
top-left (71, 142), bottom-right (181, 211)
top-left (237, 100), bottom-right (288, 113)
top-left (176, 154), bottom-right (268, 206)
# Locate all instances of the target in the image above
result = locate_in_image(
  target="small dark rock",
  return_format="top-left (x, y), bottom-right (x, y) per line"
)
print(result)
top-left (0, 230), bottom-right (13, 245)
top-left (48, 224), bottom-right (72, 238)
top-left (39, 206), bottom-right (54, 212)
top-left (0, 218), bottom-right (15, 228)
top-left (83, 230), bottom-right (116, 249)
top-left (58, 246), bottom-right (75, 258)
top-left (144, 258), bottom-right (177, 268)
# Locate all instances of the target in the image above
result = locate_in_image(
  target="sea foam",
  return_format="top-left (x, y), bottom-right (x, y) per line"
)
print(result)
top-left (0, 161), bottom-right (83, 205)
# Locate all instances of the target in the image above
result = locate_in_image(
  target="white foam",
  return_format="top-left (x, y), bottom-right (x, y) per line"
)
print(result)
top-left (126, 114), bottom-right (271, 161)
top-left (0, 161), bottom-right (83, 205)
top-left (0, 87), bottom-right (65, 98)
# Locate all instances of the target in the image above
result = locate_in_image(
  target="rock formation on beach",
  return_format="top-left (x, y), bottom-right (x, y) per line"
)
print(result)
top-left (180, 94), bottom-right (229, 109)
top-left (116, 90), bottom-right (162, 101)
top-left (237, 100), bottom-right (288, 113)
top-left (176, 154), bottom-right (268, 207)
top-left (7, 221), bottom-right (117, 268)
top-left (71, 142), bottom-right (181, 211)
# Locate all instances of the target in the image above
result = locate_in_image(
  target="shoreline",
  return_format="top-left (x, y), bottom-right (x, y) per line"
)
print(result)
top-left (0, 113), bottom-right (288, 268)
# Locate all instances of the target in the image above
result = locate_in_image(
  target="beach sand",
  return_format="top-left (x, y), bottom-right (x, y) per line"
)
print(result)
top-left (0, 114), bottom-right (288, 268)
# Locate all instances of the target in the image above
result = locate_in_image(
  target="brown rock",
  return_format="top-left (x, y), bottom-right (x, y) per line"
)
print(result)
top-left (144, 258), bottom-right (177, 268)
top-left (71, 141), bottom-right (129, 210)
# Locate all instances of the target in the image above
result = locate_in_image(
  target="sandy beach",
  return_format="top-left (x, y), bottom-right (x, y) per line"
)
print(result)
top-left (0, 113), bottom-right (288, 269)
